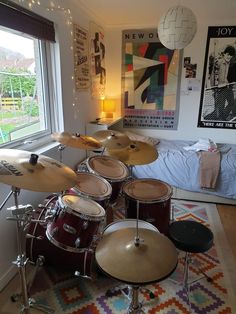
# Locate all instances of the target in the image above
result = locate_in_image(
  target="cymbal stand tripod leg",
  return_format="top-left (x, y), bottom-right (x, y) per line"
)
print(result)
top-left (8, 187), bottom-right (55, 314)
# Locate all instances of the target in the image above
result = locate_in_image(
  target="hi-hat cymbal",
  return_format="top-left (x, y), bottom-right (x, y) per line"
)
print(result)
top-left (0, 149), bottom-right (78, 192)
top-left (107, 140), bottom-right (158, 165)
top-left (92, 130), bottom-right (131, 149)
top-left (52, 132), bottom-right (102, 150)
top-left (95, 228), bottom-right (177, 284)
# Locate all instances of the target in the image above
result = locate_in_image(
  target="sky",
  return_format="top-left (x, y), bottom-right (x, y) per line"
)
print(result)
top-left (0, 30), bottom-right (34, 58)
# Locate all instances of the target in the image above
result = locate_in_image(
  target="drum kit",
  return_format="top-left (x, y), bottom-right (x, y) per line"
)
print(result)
top-left (0, 129), bottom-right (177, 314)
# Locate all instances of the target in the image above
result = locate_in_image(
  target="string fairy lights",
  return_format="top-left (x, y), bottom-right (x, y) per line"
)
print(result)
top-left (17, 0), bottom-right (79, 116)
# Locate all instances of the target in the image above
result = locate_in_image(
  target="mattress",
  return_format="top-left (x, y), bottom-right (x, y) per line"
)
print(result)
top-left (132, 139), bottom-right (236, 200)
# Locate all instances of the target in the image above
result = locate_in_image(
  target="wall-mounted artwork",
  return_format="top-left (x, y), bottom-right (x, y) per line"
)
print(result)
top-left (121, 29), bottom-right (182, 129)
top-left (89, 22), bottom-right (106, 98)
top-left (73, 24), bottom-right (90, 90)
top-left (198, 26), bottom-right (236, 129)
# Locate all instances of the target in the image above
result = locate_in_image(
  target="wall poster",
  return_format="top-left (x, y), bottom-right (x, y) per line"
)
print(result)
top-left (121, 29), bottom-right (182, 129)
top-left (198, 26), bottom-right (236, 129)
top-left (89, 22), bottom-right (106, 98)
top-left (73, 24), bottom-right (90, 90)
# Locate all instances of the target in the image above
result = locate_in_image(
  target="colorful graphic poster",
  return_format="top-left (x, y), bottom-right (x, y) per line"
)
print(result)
top-left (122, 29), bottom-right (182, 129)
top-left (89, 22), bottom-right (106, 98)
top-left (73, 24), bottom-right (90, 90)
top-left (198, 26), bottom-right (236, 129)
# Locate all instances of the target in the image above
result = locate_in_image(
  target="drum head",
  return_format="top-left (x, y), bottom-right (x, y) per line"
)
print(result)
top-left (87, 155), bottom-right (129, 182)
top-left (72, 172), bottom-right (112, 201)
top-left (123, 179), bottom-right (172, 203)
top-left (103, 219), bottom-right (159, 235)
top-left (61, 194), bottom-right (105, 219)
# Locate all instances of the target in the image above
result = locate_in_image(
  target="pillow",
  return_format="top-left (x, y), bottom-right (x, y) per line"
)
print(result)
top-left (124, 131), bottom-right (160, 146)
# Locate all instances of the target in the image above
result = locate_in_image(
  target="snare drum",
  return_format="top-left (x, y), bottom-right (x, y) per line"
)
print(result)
top-left (46, 194), bottom-right (106, 252)
top-left (86, 155), bottom-right (129, 204)
top-left (103, 219), bottom-right (159, 235)
top-left (122, 179), bottom-right (172, 235)
top-left (26, 195), bottom-right (96, 278)
top-left (71, 172), bottom-right (112, 209)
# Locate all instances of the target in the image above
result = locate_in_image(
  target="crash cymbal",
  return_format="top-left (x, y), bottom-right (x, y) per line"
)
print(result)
top-left (52, 132), bottom-right (102, 150)
top-left (95, 228), bottom-right (177, 284)
top-left (107, 140), bottom-right (158, 165)
top-left (0, 149), bottom-right (78, 192)
top-left (92, 130), bottom-right (131, 149)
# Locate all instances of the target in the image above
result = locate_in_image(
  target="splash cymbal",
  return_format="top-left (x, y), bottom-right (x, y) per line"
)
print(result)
top-left (52, 132), bottom-right (102, 150)
top-left (107, 140), bottom-right (158, 165)
top-left (92, 130), bottom-right (131, 149)
top-left (95, 228), bottom-right (177, 284)
top-left (0, 149), bottom-right (78, 192)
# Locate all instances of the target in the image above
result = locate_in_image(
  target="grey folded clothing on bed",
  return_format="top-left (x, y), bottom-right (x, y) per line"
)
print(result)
top-left (198, 151), bottom-right (221, 190)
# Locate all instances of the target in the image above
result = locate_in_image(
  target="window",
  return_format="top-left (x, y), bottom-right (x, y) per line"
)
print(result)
top-left (0, 1), bottom-right (57, 149)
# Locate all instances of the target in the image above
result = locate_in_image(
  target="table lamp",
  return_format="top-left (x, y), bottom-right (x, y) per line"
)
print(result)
top-left (103, 99), bottom-right (116, 118)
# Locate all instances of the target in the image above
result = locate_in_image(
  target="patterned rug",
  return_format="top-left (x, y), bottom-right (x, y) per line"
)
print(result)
top-left (27, 200), bottom-right (236, 313)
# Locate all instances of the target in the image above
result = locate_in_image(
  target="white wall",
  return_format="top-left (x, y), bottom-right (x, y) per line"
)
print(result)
top-left (105, 20), bottom-right (236, 144)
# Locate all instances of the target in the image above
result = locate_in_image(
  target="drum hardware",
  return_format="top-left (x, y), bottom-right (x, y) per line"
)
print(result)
top-left (0, 187), bottom-right (55, 314)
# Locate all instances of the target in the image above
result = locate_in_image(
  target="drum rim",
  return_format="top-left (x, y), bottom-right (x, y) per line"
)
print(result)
top-left (86, 155), bottom-right (129, 182)
top-left (46, 228), bottom-right (90, 253)
top-left (72, 172), bottom-right (112, 200)
top-left (122, 178), bottom-right (173, 203)
top-left (59, 194), bottom-right (106, 221)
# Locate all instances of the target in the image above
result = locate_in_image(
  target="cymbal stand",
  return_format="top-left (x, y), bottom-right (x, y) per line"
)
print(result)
top-left (58, 144), bottom-right (66, 163)
top-left (128, 286), bottom-right (144, 314)
top-left (5, 186), bottom-right (54, 314)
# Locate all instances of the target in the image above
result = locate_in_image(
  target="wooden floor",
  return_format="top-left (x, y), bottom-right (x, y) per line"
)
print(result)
top-left (217, 203), bottom-right (236, 260)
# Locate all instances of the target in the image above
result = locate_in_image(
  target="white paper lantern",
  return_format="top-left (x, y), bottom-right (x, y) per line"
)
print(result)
top-left (157, 5), bottom-right (197, 50)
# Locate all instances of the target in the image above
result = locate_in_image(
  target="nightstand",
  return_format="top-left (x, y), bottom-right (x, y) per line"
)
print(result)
top-left (86, 117), bottom-right (123, 156)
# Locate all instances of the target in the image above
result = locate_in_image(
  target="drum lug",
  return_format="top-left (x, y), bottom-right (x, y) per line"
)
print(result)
top-left (63, 223), bottom-right (76, 235)
top-left (82, 221), bottom-right (88, 230)
top-left (75, 237), bottom-right (81, 248)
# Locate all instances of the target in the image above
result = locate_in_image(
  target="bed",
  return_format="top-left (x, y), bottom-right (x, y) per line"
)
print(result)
top-left (131, 138), bottom-right (236, 205)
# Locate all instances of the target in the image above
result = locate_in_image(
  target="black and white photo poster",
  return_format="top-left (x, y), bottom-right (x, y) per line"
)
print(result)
top-left (198, 26), bottom-right (236, 129)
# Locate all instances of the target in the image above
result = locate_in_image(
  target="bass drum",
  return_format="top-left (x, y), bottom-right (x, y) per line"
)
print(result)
top-left (25, 195), bottom-right (97, 278)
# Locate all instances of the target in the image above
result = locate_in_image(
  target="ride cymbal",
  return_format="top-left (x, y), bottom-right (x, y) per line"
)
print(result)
top-left (52, 132), bottom-right (102, 150)
top-left (92, 130), bottom-right (131, 149)
top-left (107, 140), bottom-right (158, 165)
top-left (0, 149), bottom-right (78, 192)
top-left (95, 228), bottom-right (177, 284)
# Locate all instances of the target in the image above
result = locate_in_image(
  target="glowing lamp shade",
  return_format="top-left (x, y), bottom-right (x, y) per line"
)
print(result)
top-left (157, 5), bottom-right (197, 50)
top-left (103, 99), bottom-right (116, 118)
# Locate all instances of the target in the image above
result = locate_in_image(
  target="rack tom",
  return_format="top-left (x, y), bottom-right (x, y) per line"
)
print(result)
top-left (86, 155), bottom-right (129, 204)
top-left (122, 178), bottom-right (172, 235)
top-left (71, 172), bottom-right (112, 209)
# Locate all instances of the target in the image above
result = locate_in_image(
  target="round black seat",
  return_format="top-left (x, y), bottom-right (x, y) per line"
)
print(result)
top-left (169, 220), bottom-right (214, 253)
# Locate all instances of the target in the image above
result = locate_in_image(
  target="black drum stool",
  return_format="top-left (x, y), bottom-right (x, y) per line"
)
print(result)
top-left (169, 220), bottom-right (214, 304)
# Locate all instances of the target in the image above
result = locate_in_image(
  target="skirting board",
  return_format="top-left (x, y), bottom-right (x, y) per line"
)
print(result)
top-left (173, 187), bottom-right (236, 205)
top-left (0, 265), bottom-right (17, 292)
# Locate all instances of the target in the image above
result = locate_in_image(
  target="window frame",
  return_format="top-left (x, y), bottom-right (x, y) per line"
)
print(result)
top-left (0, 1), bottom-right (61, 151)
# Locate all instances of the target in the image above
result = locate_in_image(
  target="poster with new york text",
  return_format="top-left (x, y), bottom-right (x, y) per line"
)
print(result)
top-left (121, 29), bottom-right (182, 129)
